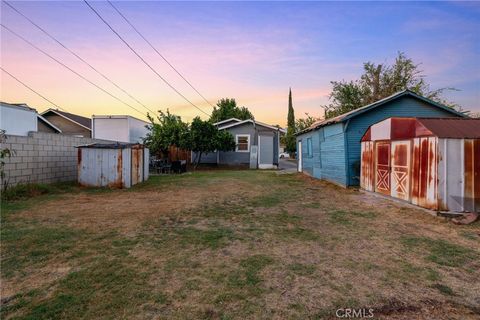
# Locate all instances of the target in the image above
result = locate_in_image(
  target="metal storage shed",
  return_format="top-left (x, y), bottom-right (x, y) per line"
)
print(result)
top-left (77, 143), bottom-right (149, 188)
top-left (360, 117), bottom-right (479, 213)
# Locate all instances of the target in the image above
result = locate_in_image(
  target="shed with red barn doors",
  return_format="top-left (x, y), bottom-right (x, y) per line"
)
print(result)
top-left (360, 117), bottom-right (480, 213)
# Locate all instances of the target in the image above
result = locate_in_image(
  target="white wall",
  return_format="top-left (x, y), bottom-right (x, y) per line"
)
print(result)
top-left (92, 117), bottom-right (129, 142)
top-left (128, 117), bottom-right (149, 143)
top-left (1, 104), bottom-right (37, 136)
top-left (92, 116), bottom-right (149, 143)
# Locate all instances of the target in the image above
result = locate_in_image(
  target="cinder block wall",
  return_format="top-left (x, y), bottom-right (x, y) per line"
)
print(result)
top-left (1, 132), bottom-right (109, 186)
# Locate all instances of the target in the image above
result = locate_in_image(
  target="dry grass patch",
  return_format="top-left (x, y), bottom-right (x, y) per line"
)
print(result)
top-left (1, 170), bottom-right (479, 319)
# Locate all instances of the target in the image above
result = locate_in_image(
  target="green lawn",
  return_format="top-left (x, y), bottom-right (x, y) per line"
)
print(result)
top-left (1, 171), bottom-right (479, 319)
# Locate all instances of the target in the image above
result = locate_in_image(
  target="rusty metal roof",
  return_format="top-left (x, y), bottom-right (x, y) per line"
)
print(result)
top-left (417, 118), bottom-right (480, 139)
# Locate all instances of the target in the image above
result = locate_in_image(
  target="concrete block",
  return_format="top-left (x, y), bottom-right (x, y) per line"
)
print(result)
top-left (23, 144), bottom-right (33, 151)
top-left (8, 156), bottom-right (22, 164)
top-left (16, 136), bottom-right (29, 144)
top-left (22, 156), bottom-right (33, 163)
top-left (3, 163), bottom-right (15, 170)
top-left (11, 143), bottom-right (23, 151)
top-left (15, 150), bottom-right (28, 157)
top-left (5, 136), bottom-right (16, 143)
top-left (10, 169), bottom-right (22, 177)
top-left (44, 145), bottom-right (53, 151)
top-left (16, 162), bottom-right (28, 170)
top-left (21, 168), bottom-right (33, 176)
top-left (27, 162), bottom-right (39, 169)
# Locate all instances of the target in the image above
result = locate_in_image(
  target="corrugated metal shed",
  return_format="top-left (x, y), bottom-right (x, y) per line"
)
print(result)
top-left (76, 143), bottom-right (149, 188)
top-left (361, 117), bottom-right (479, 213)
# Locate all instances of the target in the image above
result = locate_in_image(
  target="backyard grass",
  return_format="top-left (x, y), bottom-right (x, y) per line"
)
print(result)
top-left (1, 170), bottom-right (479, 319)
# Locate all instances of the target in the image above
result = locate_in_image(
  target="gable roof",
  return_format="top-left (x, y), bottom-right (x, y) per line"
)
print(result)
top-left (41, 109), bottom-right (91, 130)
top-left (214, 118), bottom-right (242, 126)
top-left (218, 119), bottom-right (286, 133)
top-left (299, 90), bottom-right (466, 135)
top-left (37, 114), bottom-right (62, 133)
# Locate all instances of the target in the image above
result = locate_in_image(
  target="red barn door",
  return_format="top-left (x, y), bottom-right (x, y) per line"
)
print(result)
top-left (375, 142), bottom-right (391, 195)
top-left (391, 141), bottom-right (411, 201)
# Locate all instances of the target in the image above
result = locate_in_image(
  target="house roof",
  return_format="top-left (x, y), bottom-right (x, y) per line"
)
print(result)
top-left (37, 114), bottom-right (62, 133)
top-left (218, 118), bottom-right (286, 133)
top-left (0, 101), bottom-right (37, 112)
top-left (298, 90), bottom-right (467, 135)
top-left (214, 118), bottom-right (242, 126)
top-left (41, 108), bottom-right (91, 130)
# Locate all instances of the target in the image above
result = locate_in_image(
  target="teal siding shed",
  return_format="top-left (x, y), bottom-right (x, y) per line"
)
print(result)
top-left (296, 90), bottom-right (466, 187)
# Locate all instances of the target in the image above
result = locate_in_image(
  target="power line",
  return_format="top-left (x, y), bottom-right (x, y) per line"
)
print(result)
top-left (3, 0), bottom-right (155, 115)
top-left (83, 0), bottom-right (210, 117)
top-left (1, 66), bottom-right (68, 112)
top-left (107, 0), bottom-right (215, 109)
top-left (1, 23), bottom-right (147, 118)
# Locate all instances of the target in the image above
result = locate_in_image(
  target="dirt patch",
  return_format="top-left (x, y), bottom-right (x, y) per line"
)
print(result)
top-left (15, 180), bottom-right (259, 234)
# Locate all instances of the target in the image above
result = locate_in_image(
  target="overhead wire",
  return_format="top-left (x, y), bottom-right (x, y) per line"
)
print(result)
top-left (1, 66), bottom-right (69, 112)
top-left (3, 0), bottom-right (155, 115)
top-left (83, 0), bottom-right (210, 117)
top-left (107, 0), bottom-right (215, 109)
top-left (1, 23), bottom-right (148, 118)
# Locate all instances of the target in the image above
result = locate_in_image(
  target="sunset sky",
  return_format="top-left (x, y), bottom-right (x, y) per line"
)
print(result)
top-left (1, 1), bottom-right (479, 126)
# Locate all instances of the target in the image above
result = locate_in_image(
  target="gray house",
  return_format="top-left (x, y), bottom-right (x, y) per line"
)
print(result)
top-left (196, 118), bottom-right (285, 169)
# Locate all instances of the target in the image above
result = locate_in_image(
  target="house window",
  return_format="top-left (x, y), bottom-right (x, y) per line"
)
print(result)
top-left (236, 134), bottom-right (250, 152)
top-left (307, 138), bottom-right (313, 157)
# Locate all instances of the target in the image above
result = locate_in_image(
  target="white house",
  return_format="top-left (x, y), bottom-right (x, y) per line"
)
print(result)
top-left (1, 102), bottom-right (61, 136)
top-left (91, 115), bottom-right (149, 143)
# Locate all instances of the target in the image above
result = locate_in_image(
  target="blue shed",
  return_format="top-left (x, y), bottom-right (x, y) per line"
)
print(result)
top-left (296, 90), bottom-right (466, 187)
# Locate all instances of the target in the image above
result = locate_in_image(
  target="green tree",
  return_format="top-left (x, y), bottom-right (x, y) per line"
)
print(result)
top-left (285, 88), bottom-right (296, 155)
top-left (188, 117), bottom-right (235, 168)
top-left (322, 52), bottom-right (460, 119)
top-left (144, 110), bottom-right (189, 157)
top-left (296, 113), bottom-right (321, 132)
top-left (210, 98), bottom-right (254, 123)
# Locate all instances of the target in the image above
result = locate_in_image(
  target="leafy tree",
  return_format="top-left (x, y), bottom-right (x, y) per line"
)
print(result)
top-left (285, 88), bottom-right (296, 155)
top-left (296, 113), bottom-right (321, 132)
top-left (322, 52), bottom-right (460, 119)
top-left (210, 98), bottom-right (254, 123)
top-left (188, 117), bottom-right (235, 168)
top-left (144, 110), bottom-right (189, 157)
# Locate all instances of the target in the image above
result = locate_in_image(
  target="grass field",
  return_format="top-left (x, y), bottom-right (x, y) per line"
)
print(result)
top-left (1, 171), bottom-right (479, 319)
